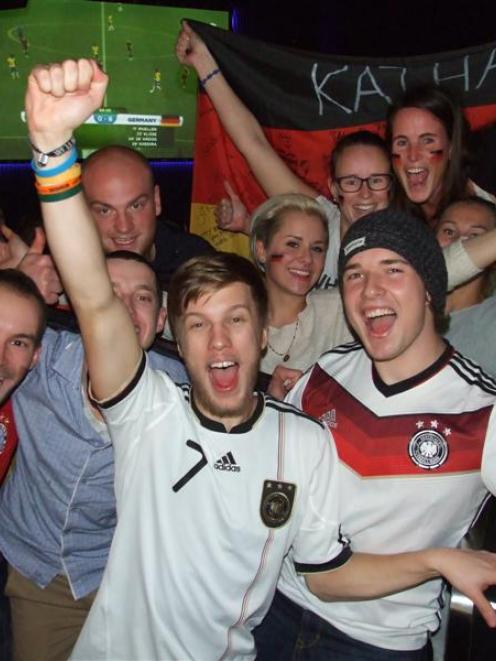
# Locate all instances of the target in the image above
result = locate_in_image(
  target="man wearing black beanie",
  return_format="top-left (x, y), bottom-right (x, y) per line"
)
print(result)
top-left (255, 208), bottom-right (496, 660)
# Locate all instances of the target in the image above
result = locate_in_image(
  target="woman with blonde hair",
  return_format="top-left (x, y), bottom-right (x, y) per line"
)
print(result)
top-left (251, 194), bottom-right (351, 375)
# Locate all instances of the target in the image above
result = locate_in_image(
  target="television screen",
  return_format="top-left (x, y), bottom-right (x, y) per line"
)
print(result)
top-left (1, 0), bottom-right (229, 160)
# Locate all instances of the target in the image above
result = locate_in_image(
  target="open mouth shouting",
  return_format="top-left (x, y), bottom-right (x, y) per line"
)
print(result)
top-left (364, 307), bottom-right (397, 336)
top-left (208, 360), bottom-right (240, 391)
top-left (405, 167), bottom-right (428, 188)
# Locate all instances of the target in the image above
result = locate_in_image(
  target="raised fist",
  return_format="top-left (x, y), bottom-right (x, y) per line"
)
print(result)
top-left (25, 59), bottom-right (109, 152)
top-left (175, 20), bottom-right (216, 73)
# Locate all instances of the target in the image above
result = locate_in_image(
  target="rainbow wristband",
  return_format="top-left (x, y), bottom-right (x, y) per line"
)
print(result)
top-left (31, 146), bottom-right (78, 177)
top-left (38, 183), bottom-right (83, 203)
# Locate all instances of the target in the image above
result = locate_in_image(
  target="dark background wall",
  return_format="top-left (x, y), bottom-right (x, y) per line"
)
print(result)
top-left (2, 0), bottom-right (496, 235)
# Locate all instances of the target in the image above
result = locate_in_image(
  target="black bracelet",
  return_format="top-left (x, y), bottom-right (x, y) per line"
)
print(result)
top-left (30, 136), bottom-right (76, 167)
top-left (200, 68), bottom-right (220, 87)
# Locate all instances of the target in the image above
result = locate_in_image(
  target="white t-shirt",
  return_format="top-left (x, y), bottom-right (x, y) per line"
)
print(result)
top-left (71, 355), bottom-right (350, 660)
top-left (283, 342), bottom-right (495, 651)
top-left (262, 289), bottom-right (352, 374)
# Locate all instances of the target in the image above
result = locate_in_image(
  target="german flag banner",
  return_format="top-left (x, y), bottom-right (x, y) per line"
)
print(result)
top-left (189, 20), bottom-right (496, 257)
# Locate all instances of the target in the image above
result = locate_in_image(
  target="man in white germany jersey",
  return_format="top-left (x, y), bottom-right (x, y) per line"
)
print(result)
top-left (25, 59), bottom-right (496, 660)
top-left (255, 208), bottom-right (496, 660)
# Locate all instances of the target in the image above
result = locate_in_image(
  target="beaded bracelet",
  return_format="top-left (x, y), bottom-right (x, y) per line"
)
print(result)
top-left (200, 67), bottom-right (220, 87)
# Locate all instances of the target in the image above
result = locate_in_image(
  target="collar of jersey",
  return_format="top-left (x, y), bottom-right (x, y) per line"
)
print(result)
top-left (371, 342), bottom-right (453, 397)
top-left (190, 391), bottom-right (265, 433)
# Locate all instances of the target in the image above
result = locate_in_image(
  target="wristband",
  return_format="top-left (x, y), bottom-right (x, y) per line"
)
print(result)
top-left (34, 163), bottom-right (81, 188)
top-left (30, 136), bottom-right (76, 167)
top-left (200, 67), bottom-right (220, 87)
top-left (35, 174), bottom-right (82, 195)
top-left (31, 146), bottom-right (78, 176)
top-left (38, 183), bottom-right (83, 203)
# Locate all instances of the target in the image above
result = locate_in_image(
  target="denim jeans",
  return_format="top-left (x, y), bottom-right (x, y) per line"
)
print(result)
top-left (254, 590), bottom-right (433, 661)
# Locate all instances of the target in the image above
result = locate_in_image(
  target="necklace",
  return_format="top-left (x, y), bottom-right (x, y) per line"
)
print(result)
top-left (267, 319), bottom-right (299, 363)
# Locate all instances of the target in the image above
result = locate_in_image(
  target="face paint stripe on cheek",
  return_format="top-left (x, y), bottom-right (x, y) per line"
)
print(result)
top-left (391, 153), bottom-right (401, 161)
top-left (429, 149), bottom-right (444, 160)
top-left (269, 254), bottom-right (284, 262)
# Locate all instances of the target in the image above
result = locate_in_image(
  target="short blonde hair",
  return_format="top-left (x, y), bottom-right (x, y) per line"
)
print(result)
top-left (250, 194), bottom-right (329, 271)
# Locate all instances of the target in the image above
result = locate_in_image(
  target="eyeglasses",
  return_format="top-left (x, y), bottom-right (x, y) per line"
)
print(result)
top-left (335, 174), bottom-right (393, 193)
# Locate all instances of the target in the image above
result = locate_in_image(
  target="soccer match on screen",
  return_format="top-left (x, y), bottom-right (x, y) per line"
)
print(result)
top-left (1, 0), bottom-right (228, 160)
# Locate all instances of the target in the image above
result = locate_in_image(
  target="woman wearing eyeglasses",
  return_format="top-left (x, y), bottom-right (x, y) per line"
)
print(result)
top-left (324, 131), bottom-right (394, 285)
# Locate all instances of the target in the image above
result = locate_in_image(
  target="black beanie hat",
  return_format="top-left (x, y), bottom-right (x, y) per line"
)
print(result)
top-left (338, 209), bottom-right (447, 317)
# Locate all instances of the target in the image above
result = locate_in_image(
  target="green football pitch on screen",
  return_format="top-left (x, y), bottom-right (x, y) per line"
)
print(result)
top-left (1, 0), bottom-right (229, 160)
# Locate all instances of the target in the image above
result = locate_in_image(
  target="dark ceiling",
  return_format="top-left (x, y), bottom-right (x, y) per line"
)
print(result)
top-left (4, 1), bottom-right (495, 56)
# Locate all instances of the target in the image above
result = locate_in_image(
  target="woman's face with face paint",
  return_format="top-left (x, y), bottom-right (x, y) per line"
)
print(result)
top-left (256, 211), bottom-right (328, 298)
top-left (330, 145), bottom-right (392, 230)
top-left (391, 107), bottom-right (451, 209)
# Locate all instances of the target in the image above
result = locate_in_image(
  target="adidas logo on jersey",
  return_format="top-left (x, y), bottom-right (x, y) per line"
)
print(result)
top-left (320, 409), bottom-right (337, 429)
top-left (214, 451), bottom-right (240, 472)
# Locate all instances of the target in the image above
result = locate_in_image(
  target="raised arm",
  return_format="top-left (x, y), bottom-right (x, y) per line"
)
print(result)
top-left (26, 59), bottom-right (141, 400)
top-left (444, 227), bottom-right (496, 291)
top-left (176, 21), bottom-right (317, 199)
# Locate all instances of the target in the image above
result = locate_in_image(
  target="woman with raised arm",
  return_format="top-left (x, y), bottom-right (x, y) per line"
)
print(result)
top-left (176, 22), bottom-right (496, 293)
top-left (176, 21), bottom-right (393, 289)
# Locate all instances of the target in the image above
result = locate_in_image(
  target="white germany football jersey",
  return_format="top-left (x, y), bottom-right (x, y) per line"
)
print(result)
top-left (71, 355), bottom-right (350, 661)
top-left (282, 342), bottom-right (496, 652)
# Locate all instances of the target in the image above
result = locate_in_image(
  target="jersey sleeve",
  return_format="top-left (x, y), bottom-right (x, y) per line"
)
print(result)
top-left (97, 353), bottom-right (178, 457)
top-left (148, 348), bottom-right (189, 384)
top-left (291, 424), bottom-right (352, 573)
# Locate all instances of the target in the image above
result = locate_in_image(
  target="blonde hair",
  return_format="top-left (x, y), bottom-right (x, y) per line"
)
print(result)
top-left (250, 194), bottom-right (329, 272)
top-left (167, 253), bottom-right (268, 340)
